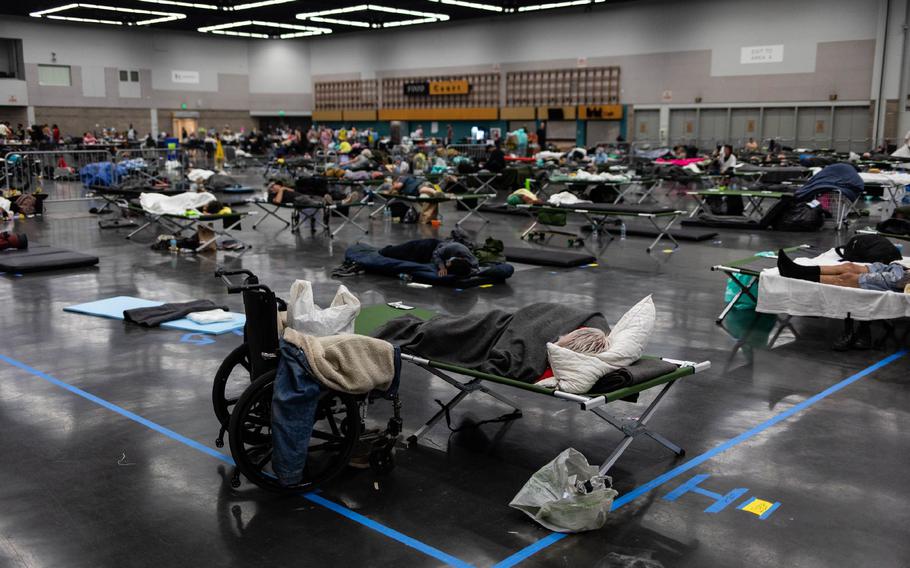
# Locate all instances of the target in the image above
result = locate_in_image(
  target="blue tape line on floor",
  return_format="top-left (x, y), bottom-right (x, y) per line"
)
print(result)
top-left (492, 349), bottom-right (908, 568)
top-left (0, 353), bottom-right (475, 568)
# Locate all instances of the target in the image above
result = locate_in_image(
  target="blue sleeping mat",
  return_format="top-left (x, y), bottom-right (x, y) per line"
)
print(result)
top-left (64, 296), bottom-right (245, 335)
top-left (345, 243), bottom-right (514, 287)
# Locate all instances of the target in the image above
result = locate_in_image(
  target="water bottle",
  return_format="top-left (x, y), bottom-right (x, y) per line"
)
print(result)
top-left (398, 273), bottom-right (412, 283)
top-left (383, 206), bottom-right (391, 227)
top-left (620, 222), bottom-right (626, 240)
top-left (169, 238), bottom-right (177, 252)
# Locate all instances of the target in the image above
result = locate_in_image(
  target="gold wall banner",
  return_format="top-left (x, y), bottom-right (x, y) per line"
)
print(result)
top-left (577, 105), bottom-right (624, 120)
top-left (429, 80), bottom-right (471, 96)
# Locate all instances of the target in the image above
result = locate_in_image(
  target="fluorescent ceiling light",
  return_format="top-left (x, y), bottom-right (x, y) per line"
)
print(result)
top-left (30, 3), bottom-right (185, 25)
top-left (46, 15), bottom-right (122, 25)
top-left (426, 0), bottom-right (503, 12)
top-left (517, 0), bottom-right (604, 12)
top-left (227, 0), bottom-right (296, 10)
top-left (198, 19), bottom-right (331, 38)
top-left (308, 16), bottom-right (372, 28)
top-left (137, 0), bottom-right (218, 9)
top-left (297, 4), bottom-right (448, 28)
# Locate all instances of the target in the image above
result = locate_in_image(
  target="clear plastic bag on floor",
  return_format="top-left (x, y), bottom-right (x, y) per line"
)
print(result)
top-left (509, 448), bottom-right (618, 533)
top-left (287, 280), bottom-right (360, 337)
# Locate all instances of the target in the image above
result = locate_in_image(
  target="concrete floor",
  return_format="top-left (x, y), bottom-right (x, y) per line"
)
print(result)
top-left (0, 178), bottom-right (908, 568)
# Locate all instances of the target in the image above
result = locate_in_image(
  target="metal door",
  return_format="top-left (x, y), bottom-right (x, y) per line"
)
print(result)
top-left (669, 109), bottom-right (697, 147)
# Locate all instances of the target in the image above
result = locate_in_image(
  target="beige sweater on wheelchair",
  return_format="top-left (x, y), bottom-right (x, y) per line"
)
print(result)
top-left (282, 327), bottom-right (397, 394)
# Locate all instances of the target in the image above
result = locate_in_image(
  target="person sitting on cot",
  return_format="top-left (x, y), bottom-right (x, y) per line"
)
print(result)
top-left (777, 249), bottom-right (910, 293)
top-left (379, 237), bottom-right (479, 277)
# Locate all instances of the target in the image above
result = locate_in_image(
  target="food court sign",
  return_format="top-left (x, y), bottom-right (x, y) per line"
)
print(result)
top-left (404, 80), bottom-right (471, 96)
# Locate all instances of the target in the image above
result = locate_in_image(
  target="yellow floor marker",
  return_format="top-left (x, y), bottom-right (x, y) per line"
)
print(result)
top-left (741, 498), bottom-right (774, 517)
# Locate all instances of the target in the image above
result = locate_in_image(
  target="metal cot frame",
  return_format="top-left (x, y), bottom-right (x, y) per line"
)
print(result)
top-left (516, 203), bottom-right (684, 253)
top-left (126, 207), bottom-right (253, 252)
top-left (369, 191), bottom-right (497, 227)
top-left (710, 244), bottom-right (813, 323)
top-left (400, 353), bottom-right (711, 475)
top-left (686, 189), bottom-right (791, 220)
top-left (251, 198), bottom-right (370, 238)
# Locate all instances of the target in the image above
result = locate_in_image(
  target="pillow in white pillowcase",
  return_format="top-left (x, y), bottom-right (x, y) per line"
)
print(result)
top-left (538, 296), bottom-right (656, 394)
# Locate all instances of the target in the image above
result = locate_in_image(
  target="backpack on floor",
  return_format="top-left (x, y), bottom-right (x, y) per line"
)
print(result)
top-left (772, 201), bottom-right (824, 232)
top-left (876, 217), bottom-right (910, 236)
top-left (835, 234), bottom-right (902, 263)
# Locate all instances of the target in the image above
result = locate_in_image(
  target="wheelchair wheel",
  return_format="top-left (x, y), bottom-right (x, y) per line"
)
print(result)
top-left (228, 373), bottom-right (361, 492)
top-left (212, 343), bottom-right (252, 429)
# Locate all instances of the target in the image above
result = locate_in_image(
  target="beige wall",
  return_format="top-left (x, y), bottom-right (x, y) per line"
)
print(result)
top-left (0, 106), bottom-right (27, 126)
top-left (33, 107), bottom-right (151, 137)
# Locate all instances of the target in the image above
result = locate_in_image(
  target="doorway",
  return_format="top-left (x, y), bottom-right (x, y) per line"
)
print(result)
top-left (173, 117), bottom-right (198, 140)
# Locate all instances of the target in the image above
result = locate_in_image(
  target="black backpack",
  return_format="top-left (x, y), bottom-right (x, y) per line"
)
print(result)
top-left (835, 234), bottom-right (902, 263)
top-left (876, 217), bottom-right (910, 236)
top-left (772, 202), bottom-right (825, 232)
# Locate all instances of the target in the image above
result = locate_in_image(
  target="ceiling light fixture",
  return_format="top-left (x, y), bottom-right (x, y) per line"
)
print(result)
top-left (517, 0), bottom-right (605, 12)
top-left (198, 19), bottom-right (332, 39)
top-left (30, 3), bottom-right (185, 25)
top-left (227, 0), bottom-right (297, 11)
top-left (297, 4), bottom-right (449, 28)
top-left (46, 14), bottom-right (123, 25)
top-left (426, 0), bottom-right (503, 13)
top-left (137, 0), bottom-right (218, 9)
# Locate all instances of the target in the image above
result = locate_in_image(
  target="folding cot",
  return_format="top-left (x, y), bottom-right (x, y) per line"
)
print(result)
top-left (710, 245), bottom-right (816, 323)
top-left (213, 270), bottom-right (713, 491)
top-left (539, 174), bottom-right (658, 204)
top-left (249, 197), bottom-right (370, 238)
top-left (368, 191), bottom-right (497, 226)
top-left (755, 247), bottom-right (910, 321)
top-left (126, 205), bottom-right (253, 252)
top-left (514, 202), bottom-right (685, 253)
top-left (686, 188), bottom-right (792, 220)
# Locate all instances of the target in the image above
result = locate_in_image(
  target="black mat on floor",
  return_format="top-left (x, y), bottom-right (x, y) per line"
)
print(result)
top-left (621, 222), bottom-right (718, 241)
top-left (681, 217), bottom-right (764, 230)
top-left (0, 246), bottom-right (99, 273)
top-left (503, 247), bottom-right (595, 267)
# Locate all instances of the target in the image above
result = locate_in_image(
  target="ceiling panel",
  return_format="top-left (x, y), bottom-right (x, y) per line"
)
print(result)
top-left (4, 1), bottom-right (635, 38)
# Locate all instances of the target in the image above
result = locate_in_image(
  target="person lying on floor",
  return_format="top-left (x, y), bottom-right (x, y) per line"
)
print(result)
top-left (266, 181), bottom-right (361, 207)
top-left (777, 249), bottom-right (910, 293)
top-left (379, 237), bottom-right (479, 277)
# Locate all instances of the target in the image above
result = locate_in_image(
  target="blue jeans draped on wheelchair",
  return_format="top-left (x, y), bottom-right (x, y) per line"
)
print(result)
top-left (271, 339), bottom-right (322, 486)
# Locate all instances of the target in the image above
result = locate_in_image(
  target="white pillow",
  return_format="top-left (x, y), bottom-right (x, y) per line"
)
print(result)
top-left (539, 296), bottom-right (656, 394)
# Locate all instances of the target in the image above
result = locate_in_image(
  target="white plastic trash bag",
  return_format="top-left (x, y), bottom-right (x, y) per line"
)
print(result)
top-left (287, 280), bottom-right (360, 337)
top-left (509, 448), bottom-right (618, 533)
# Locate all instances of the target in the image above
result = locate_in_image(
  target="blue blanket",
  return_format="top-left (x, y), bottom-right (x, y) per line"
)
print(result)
top-left (345, 243), bottom-right (514, 287)
top-left (793, 163), bottom-right (863, 202)
top-left (80, 159), bottom-right (146, 188)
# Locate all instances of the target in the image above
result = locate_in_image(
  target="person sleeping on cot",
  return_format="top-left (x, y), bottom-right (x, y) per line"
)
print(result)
top-left (777, 249), bottom-right (910, 293)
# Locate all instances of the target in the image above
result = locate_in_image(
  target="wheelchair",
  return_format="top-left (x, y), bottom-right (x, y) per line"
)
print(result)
top-left (212, 268), bottom-right (402, 492)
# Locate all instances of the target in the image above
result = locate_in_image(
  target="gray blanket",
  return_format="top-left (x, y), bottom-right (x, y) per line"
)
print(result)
top-left (589, 358), bottom-right (678, 394)
top-left (374, 303), bottom-right (608, 383)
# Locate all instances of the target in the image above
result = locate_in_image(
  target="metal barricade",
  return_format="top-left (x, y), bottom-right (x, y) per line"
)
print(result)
top-left (3, 148), bottom-right (114, 201)
top-left (115, 147), bottom-right (188, 173)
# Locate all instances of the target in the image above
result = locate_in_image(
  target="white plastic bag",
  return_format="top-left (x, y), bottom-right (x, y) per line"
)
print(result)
top-left (287, 280), bottom-right (360, 337)
top-left (509, 448), bottom-right (618, 533)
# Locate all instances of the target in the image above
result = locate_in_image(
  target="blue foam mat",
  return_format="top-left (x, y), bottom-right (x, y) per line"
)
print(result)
top-left (64, 296), bottom-right (245, 335)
